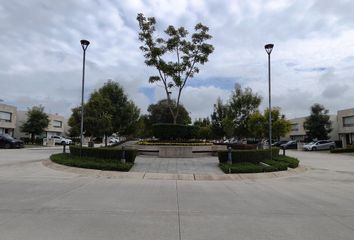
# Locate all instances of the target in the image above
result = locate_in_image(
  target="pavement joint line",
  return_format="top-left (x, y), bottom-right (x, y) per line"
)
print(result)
top-left (43, 159), bottom-right (307, 181)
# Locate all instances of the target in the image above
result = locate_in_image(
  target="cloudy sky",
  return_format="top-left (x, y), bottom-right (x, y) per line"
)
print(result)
top-left (1, 0), bottom-right (353, 120)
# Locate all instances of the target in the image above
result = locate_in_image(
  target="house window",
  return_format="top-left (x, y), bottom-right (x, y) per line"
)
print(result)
top-left (343, 116), bottom-right (354, 127)
top-left (291, 123), bottom-right (299, 131)
top-left (53, 120), bottom-right (62, 128)
top-left (0, 111), bottom-right (12, 122)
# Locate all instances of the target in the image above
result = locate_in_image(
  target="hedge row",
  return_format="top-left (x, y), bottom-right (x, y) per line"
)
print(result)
top-left (219, 155), bottom-right (299, 173)
top-left (262, 160), bottom-right (289, 171)
top-left (330, 148), bottom-right (354, 153)
top-left (273, 155), bottom-right (299, 168)
top-left (220, 162), bottom-right (264, 173)
top-left (69, 146), bottom-right (137, 163)
top-left (218, 148), bottom-right (280, 164)
top-left (50, 153), bottom-right (133, 171)
top-left (152, 123), bottom-right (199, 140)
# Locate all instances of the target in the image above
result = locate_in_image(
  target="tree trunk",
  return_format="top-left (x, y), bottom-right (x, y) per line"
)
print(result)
top-left (31, 133), bottom-right (35, 144)
top-left (104, 135), bottom-right (108, 147)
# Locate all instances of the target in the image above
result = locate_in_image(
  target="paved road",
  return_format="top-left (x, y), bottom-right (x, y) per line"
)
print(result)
top-left (0, 148), bottom-right (353, 240)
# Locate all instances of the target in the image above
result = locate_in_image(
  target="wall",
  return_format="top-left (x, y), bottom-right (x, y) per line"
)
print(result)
top-left (0, 103), bottom-right (17, 136)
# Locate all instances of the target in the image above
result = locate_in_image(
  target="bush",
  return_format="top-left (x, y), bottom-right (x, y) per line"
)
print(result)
top-left (218, 148), bottom-right (279, 164)
top-left (331, 148), bottom-right (354, 153)
top-left (262, 160), bottom-right (288, 171)
top-left (273, 155), bottom-right (299, 168)
top-left (152, 123), bottom-right (199, 140)
top-left (219, 162), bottom-right (264, 173)
top-left (69, 145), bottom-right (137, 162)
top-left (50, 153), bottom-right (133, 171)
top-left (124, 149), bottom-right (137, 163)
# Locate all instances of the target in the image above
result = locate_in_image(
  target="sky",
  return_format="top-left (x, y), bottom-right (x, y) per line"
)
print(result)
top-left (0, 0), bottom-right (354, 121)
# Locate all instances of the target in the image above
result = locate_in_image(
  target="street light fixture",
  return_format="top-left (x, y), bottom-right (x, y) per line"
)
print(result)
top-left (80, 39), bottom-right (90, 157)
top-left (265, 43), bottom-right (274, 161)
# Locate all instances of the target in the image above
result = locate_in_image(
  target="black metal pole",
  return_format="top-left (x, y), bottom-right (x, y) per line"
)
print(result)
top-left (80, 48), bottom-right (86, 157)
top-left (268, 53), bottom-right (272, 161)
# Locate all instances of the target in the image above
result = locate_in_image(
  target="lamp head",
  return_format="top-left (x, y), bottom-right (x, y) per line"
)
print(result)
top-left (264, 43), bottom-right (274, 55)
top-left (80, 39), bottom-right (90, 51)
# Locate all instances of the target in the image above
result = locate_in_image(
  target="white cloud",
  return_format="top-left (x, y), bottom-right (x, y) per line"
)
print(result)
top-left (0, 0), bottom-right (354, 121)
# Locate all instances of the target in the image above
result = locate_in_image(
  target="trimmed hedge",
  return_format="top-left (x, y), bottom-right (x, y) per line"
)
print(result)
top-left (273, 155), bottom-right (299, 168)
top-left (219, 155), bottom-right (300, 174)
top-left (218, 148), bottom-right (279, 164)
top-left (219, 162), bottom-right (264, 173)
top-left (330, 148), bottom-right (354, 153)
top-left (69, 145), bottom-right (137, 163)
top-left (50, 153), bottom-right (133, 171)
top-left (262, 160), bottom-right (288, 171)
top-left (152, 123), bottom-right (199, 140)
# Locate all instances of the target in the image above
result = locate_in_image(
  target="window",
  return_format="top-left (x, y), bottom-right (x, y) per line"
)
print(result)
top-left (0, 111), bottom-right (12, 122)
top-left (53, 120), bottom-right (62, 128)
top-left (343, 116), bottom-right (354, 127)
top-left (291, 123), bottom-right (299, 131)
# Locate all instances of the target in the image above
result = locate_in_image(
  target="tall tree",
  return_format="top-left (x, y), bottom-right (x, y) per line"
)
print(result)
top-left (21, 105), bottom-right (49, 144)
top-left (147, 99), bottom-right (191, 124)
top-left (249, 108), bottom-right (291, 141)
top-left (68, 80), bottom-right (140, 144)
top-left (210, 98), bottom-right (228, 139)
top-left (303, 103), bottom-right (332, 140)
top-left (228, 84), bottom-right (262, 138)
top-left (137, 13), bottom-right (214, 124)
top-left (193, 117), bottom-right (212, 140)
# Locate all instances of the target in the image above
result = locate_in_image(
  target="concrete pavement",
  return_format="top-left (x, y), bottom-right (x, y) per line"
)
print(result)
top-left (0, 148), bottom-right (353, 239)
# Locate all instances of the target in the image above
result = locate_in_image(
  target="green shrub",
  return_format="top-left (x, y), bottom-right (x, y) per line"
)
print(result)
top-left (262, 160), bottom-right (288, 171)
top-left (217, 148), bottom-right (279, 164)
top-left (273, 156), bottom-right (299, 168)
top-left (152, 123), bottom-right (199, 140)
top-left (124, 149), bottom-right (137, 163)
top-left (50, 153), bottom-right (133, 171)
top-left (69, 145), bottom-right (137, 162)
top-left (219, 162), bottom-right (264, 173)
top-left (331, 148), bottom-right (354, 153)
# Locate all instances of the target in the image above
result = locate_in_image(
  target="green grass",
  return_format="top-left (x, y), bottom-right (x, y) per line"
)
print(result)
top-left (50, 153), bottom-right (133, 171)
top-left (219, 155), bottom-right (299, 173)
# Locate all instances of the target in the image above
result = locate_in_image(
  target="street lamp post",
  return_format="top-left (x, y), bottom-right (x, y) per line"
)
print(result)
top-left (80, 39), bottom-right (90, 157)
top-left (265, 43), bottom-right (274, 161)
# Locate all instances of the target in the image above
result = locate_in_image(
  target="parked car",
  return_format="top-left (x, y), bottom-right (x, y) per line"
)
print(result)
top-left (303, 140), bottom-right (335, 151)
top-left (272, 140), bottom-right (289, 147)
top-left (0, 134), bottom-right (24, 149)
top-left (280, 140), bottom-right (298, 150)
top-left (50, 136), bottom-right (72, 145)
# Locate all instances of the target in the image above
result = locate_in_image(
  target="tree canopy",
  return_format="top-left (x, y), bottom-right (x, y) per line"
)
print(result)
top-left (303, 103), bottom-right (332, 140)
top-left (147, 99), bottom-right (191, 125)
top-left (137, 13), bottom-right (214, 124)
top-left (227, 84), bottom-right (262, 138)
top-left (20, 105), bottom-right (49, 143)
top-left (68, 80), bottom-right (140, 142)
top-left (248, 108), bottom-right (291, 140)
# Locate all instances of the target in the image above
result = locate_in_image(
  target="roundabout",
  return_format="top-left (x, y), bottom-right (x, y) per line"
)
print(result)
top-left (0, 148), bottom-right (353, 240)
